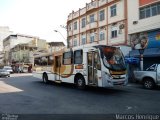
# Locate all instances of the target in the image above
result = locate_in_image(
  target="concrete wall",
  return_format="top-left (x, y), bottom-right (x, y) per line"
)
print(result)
top-left (128, 0), bottom-right (160, 34)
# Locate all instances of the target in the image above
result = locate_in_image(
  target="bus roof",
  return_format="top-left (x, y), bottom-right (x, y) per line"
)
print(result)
top-left (34, 53), bottom-right (53, 58)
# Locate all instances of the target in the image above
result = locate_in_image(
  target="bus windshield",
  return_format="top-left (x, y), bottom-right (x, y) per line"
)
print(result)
top-left (100, 46), bottom-right (126, 71)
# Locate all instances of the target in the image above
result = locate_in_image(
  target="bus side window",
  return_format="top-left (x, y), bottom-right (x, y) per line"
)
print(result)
top-left (48, 56), bottom-right (54, 65)
top-left (74, 50), bottom-right (83, 64)
top-left (63, 51), bottom-right (73, 65)
top-left (94, 52), bottom-right (101, 70)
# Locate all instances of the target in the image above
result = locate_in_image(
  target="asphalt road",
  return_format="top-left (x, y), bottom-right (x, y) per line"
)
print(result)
top-left (0, 73), bottom-right (160, 115)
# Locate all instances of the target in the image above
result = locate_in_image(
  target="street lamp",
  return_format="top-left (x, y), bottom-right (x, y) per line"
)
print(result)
top-left (54, 30), bottom-right (66, 42)
top-left (138, 49), bottom-right (145, 71)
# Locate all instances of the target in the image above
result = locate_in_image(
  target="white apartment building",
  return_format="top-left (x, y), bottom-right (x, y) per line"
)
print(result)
top-left (0, 27), bottom-right (10, 51)
top-left (128, 0), bottom-right (160, 49)
top-left (3, 34), bottom-right (40, 65)
top-left (0, 26), bottom-right (12, 51)
top-left (0, 27), bottom-right (13, 66)
top-left (67, 0), bottom-right (130, 56)
top-left (3, 34), bottom-right (39, 52)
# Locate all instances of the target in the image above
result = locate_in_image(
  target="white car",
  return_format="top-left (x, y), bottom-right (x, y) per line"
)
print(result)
top-left (3, 66), bottom-right (13, 73)
top-left (0, 69), bottom-right (10, 77)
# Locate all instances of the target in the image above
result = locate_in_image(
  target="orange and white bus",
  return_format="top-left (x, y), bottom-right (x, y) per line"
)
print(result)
top-left (33, 45), bottom-right (127, 89)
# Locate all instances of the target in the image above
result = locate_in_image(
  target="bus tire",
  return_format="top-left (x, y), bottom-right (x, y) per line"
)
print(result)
top-left (43, 73), bottom-right (49, 84)
top-left (75, 75), bottom-right (85, 89)
top-left (143, 78), bottom-right (155, 89)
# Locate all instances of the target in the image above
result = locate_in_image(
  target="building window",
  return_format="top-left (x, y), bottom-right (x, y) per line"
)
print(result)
top-left (140, 2), bottom-right (160, 19)
top-left (111, 30), bottom-right (117, 38)
top-left (74, 21), bottom-right (77, 30)
top-left (90, 33), bottom-right (95, 43)
top-left (152, 4), bottom-right (158, 16)
top-left (73, 40), bottom-right (77, 46)
top-left (158, 4), bottom-right (160, 13)
top-left (99, 31), bottom-right (105, 41)
top-left (81, 18), bottom-right (86, 28)
top-left (146, 7), bottom-right (151, 18)
top-left (68, 24), bottom-right (72, 31)
top-left (74, 50), bottom-right (83, 64)
top-left (140, 9), bottom-right (145, 19)
top-left (99, 10), bottom-right (105, 21)
top-left (90, 14), bottom-right (95, 23)
top-left (81, 36), bottom-right (86, 45)
top-left (69, 41), bottom-right (72, 47)
top-left (110, 5), bottom-right (117, 17)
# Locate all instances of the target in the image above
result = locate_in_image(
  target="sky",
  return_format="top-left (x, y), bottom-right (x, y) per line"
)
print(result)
top-left (0, 0), bottom-right (91, 44)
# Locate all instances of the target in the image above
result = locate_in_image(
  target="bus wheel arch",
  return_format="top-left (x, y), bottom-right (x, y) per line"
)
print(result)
top-left (74, 73), bottom-right (86, 89)
top-left (43, 72), bottom-right (49, 84)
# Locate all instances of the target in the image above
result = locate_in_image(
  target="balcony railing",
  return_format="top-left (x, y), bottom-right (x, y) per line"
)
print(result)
top-left (80, 7), bottom-right (86, 16)
top-left (86, 21), bottom-right (98, 30)
top-left (86, 1), bottom-right (98, 11)
top-left (99, 0), bottom-right (108, 6)
top-left (68, 13), bottom-right (72, 21)
top-left (73, 11), bottom-right (79, 19)
top-left (68, 31), bottom-right (72, 37)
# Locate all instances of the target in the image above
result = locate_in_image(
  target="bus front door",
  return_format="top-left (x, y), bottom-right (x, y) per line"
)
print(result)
top-left (55, 56), bottom-right (61, 80)
top-left (87, 51), bottom-right (99, 86)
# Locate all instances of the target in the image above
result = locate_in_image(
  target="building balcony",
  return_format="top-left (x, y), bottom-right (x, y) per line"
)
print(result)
top-left (68, 13), bottom-right (73, 21)
top-left (68, 31), bottom-right (73, 37)
top-left (80, 27), bottom-right (86, 33)
top-left (73, 29), bottom-right (79, 35)
top-left (86, 22), bottom-right (98, 31)
top-left (73, 11), bottom-right (79, 19)
top-left (86, 1), bottom-right (98, 11)
top-left (99, 0), bottom-right (108, 6)
top-left (80, 7), bottom-right (86, 16)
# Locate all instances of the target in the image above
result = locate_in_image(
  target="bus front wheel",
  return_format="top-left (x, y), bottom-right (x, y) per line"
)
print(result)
top-left (43, 73), bottom-right (49, 84)
top-left (75, 75), bottom-right (85, 89)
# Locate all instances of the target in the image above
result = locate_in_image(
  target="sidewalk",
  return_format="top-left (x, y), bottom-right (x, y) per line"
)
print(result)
top-left (10, 73), bottom-right (32, 77)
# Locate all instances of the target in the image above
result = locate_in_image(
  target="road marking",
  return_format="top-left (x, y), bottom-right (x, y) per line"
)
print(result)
top-left (126, 106), bottom-right (132, 110)
top-left (0, 81), bottom-right (23, 93)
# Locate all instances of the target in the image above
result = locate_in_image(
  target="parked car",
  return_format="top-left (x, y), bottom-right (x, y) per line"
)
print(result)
top-left (0, 69), bottom-right (10, 77)
top-left (3, 66), bottom-right (13, 73)
top-left (134, 64), bottom-right (160, 89)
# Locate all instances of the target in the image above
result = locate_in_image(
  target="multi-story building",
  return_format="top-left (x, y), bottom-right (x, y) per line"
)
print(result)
top-left (3, 34), bottom-right (39, 52)
top-left (47, 42), bottom-right (65, 53)
top-left (0, 26), bottom-right (13, 51)
top-left (3, 34), bottom-right (48, 66)
top-left (67, 0), bottom-right (130, 56)
top-left (128, 0), bottom-right (160, 69)
top-left (33, 42), bottom-right (65, 59)
top-left (0, 51), bottom-right (5, 67)
top-left (0, 27), bottom-right (13, 66)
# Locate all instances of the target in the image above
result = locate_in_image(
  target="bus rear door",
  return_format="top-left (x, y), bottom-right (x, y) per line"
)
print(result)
top-left (54, 56), bottom-right (61, 80)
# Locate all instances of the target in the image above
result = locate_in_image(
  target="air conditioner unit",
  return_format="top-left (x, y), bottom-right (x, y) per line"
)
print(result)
top-left (112, 23), bottom-right (117, 26)
top-left (133, 21), bottom-right (138, 25)
top-left (119, 24), bottom-right (125, 29)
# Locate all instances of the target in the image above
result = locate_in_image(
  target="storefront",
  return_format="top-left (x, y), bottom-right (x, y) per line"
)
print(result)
top-left (127, 29), bottom-right (160, 82)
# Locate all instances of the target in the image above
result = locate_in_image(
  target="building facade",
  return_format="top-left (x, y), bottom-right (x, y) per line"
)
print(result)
top-left (128, 0), bottom-right (160, 69)
top-left (0, 26), bottom-right (13, 51)
top-left (67, 0), bottom-right (130, 56)
top-left (3, 34), bottom-right (48, 66)
top-left (0, 27), bottom-right (13, 66)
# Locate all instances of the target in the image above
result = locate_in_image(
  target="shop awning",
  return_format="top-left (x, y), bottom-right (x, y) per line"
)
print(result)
top-left (128, 48), bottom-right (160, 57)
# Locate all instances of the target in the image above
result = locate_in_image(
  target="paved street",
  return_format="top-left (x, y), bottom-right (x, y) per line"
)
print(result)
top-left (0, 73), bottom-right (160, 114)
